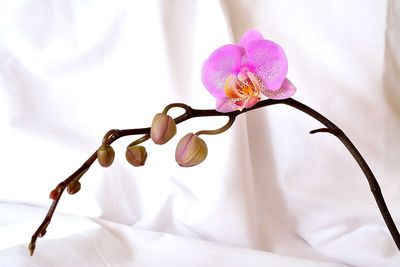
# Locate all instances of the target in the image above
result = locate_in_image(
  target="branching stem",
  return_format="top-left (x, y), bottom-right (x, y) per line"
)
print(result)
top-left (29, 98), bottom-right (400, 256)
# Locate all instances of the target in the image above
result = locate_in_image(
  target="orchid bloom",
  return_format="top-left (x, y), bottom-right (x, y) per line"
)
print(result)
top-left (202, 29), bottom-right (296, 112)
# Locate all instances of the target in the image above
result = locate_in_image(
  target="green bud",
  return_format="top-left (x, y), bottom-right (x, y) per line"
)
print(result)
top-left (126, 145), bottom-right (148, 167)
top-left (175, 133), bottom-right (208, 167)
top-left (150, 113), bottom-right (177, 144)
top-left (67, 180), bottom-right (81, 195)
top-left (97, 145), bottom-right (115, 167)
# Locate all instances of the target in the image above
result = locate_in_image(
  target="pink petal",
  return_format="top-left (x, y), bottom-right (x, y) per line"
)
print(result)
top-left (261, 78), bottom-right (296, 99)
top-left (243, 96), bottom-right (260, 108)
top-left (202, 45), bottom-right (244, 99)
top-left (238, 29), bottom-right (264, 49)
top-left (216, 96), bottom-right (260, 113)
top-left (216, 98), bottom-right (238, 112)
top-left (244, 40), bottom-right (288, 91)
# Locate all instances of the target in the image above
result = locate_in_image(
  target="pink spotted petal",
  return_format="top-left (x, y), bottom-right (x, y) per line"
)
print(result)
top-left (244, 40), bottom-right (288, 91)
top-left (238, 29), bottom-right (264, 49)
top-left (243, 96), bottom-right (260, 108)
top-left (202, 44), bottom-right (244, 99)
top-left (261, 78), bottom-right (296, 99)
top-left (216, 96), bottom-right (260, 113)
top-left (216, 98), bottom-right (238, 113)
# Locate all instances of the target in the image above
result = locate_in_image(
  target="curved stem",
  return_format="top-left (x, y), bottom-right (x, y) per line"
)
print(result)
top-left (127, 134), bottom-right (150, 148)
top-left (29, 98), bottom-right (400, 256)
top-left (251, 98), bottom-right (400, 250)
top-left (283, 99), bottom-right (400, 250)
top-left (196, 116), bottom-right (236, 136)
top-left (162, 103), bottom-right (191, 115)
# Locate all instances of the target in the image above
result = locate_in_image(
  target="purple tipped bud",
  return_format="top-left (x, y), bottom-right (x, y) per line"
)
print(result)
top-left (150, 113), bottom-right (177, 144)
top-left (126, 146), bottom-right (148, 167)
top-left (175, 133), bottom-right (208, 167)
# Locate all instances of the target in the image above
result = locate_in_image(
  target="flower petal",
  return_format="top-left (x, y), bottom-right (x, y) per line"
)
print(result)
top-left (216, 98), bottom-right (238, 112)
top-left (261, 78), bottom-right (296, 99)
top-left (202, 44), bottom-right (243, 99)
top-left (238, 29), bottom-right (264, 49)
top-left (242, 96), bottom-right (260, 108)
top-left (216, 96), bottom-right (260, 113)
top-left (244, 40), bottom-right (288, 91)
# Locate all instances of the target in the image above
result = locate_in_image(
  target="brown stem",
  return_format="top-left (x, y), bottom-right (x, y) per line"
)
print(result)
top-left (196, 116), bottom-right (236, 136)
top-left (29, 98), bottom-right (400, 256)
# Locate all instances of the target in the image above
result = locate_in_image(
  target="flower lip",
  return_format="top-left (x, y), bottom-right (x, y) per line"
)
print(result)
top-left (222, 71), bottom-right (261, 111)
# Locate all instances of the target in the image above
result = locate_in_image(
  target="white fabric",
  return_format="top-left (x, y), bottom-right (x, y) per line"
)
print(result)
top-left (0, 1), bottom-right (399, 266)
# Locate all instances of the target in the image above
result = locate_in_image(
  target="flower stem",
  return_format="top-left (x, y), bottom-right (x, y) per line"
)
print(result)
top-left (162, 103), bottom-right (191, 115)
top-left (127, 134), bottom-right (150, 148)
top-left (196, 116), bottom-right (236, 136)
top-left (29, 98), bottom-right (400, 255)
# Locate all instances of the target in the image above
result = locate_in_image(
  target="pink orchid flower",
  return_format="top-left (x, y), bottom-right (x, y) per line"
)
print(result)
top-left (202, 29), bottom-right (296, 112)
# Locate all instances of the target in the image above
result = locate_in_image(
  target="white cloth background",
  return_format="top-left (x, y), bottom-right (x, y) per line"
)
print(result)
top-left (0, 1), bottom-right (399, 266)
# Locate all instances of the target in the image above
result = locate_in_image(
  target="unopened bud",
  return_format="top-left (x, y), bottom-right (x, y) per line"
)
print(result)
top-left (126, 145), bottom-right (148, 167)
top-left (49, 188), bottom-right (60, 200)
top-left (67, 180), bottom-right (81, 195)
top-left (150, 113), bottom-right (177, 144)
top-left (175, 133), bottom-right (208, 167)
top-left (97, 145), bottom-right (115, 167)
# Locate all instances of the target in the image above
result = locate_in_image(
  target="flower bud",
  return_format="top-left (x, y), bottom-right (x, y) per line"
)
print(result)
top-left (49, 188), bottom-right (60, 200)
top-left (150, 113), bottom-right (177, 144)
top-left (97, 145), bottom-right (115, 167)
top-left (126, 145), bottom-right (148, 167)
top-left (67, 180), bottom-right (81, 195)
top-left (175, 133), bottom-right (208, 167)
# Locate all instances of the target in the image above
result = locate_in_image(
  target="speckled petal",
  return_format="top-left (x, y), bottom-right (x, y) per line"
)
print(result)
top-left (216, 96), bottom-right (260, 112)
top-left (238, 29), bottom-right (264, 49)
top-left (202, 44), bottom-right (244, 99)
top-left (243, 96), bottom-right (260, 108)
top-left (261, 78), bottom-right (296, 99)
top-left (216, 98), bottom-right (238, 112)
top-left (245, 40), bottom-right (288, 91)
